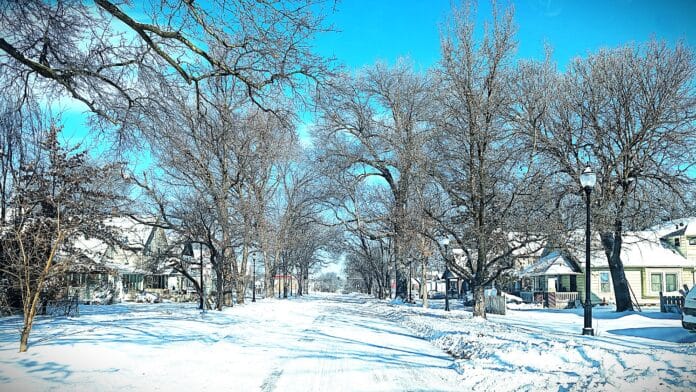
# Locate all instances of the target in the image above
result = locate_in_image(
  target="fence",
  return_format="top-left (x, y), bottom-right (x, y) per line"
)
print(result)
top-left (485, 295), bottom-right (506, 315)
top-left (44, 293), bottom-right (80, 317)
top-left (659, 292), bottom-right (684, 313)
top-left (552, 292), bottom-right (579, 309)
top-left (520, 291), bottom-right (578, 309)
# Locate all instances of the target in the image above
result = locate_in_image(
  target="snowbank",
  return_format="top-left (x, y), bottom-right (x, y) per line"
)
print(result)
top-left (371, 299), bottom-right (696, 391)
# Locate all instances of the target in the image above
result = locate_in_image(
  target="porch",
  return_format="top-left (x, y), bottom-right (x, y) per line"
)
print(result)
top-left (519, 251), bottom-right (582, 309)
top-left (520, 290), bottom-right (580, 309)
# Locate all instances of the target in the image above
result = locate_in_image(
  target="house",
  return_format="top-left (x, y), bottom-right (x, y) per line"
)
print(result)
top-left (69, 217), bottom-right (178, 303)
top-left (659, 218), bottom-right (696, 263)
top-left (520, 231), bottom-right (695, 308)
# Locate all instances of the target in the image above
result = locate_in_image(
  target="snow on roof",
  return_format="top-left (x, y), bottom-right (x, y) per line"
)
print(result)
top-left (73, 236), bottom-right (109, 263)
top-left (520, 251), bottom-right (580, 277)
top-left (69, 216), bottom-right (163, 274)
top-left (565, 230), bottom-right (691, 269)
top-left (651, 217), bottom-right (696, 238)
top-left (105, 216), bottom-right (157, 248)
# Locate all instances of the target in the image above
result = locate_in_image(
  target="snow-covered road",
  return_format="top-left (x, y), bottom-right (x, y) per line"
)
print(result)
top-left (0, 294), bottom-right (461, 391)
top-left (253, 295), bottom-right (460, 391)
top-left (1, 293), bottom-right (695, 391)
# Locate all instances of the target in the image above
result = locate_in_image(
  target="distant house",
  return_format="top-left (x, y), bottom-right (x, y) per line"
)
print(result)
top-left (519, 231), bottom-right (695, 308)
top-left (69, 217), bottom-right (178, 303)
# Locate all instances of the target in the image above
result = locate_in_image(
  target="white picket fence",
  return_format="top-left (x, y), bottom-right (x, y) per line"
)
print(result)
top-left (485, 295), bottom-right (506, 315)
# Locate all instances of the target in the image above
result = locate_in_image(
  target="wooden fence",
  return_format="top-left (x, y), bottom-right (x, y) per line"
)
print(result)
top-left (659, 292), bottom-right (684, 313)
top-left (485, 295), bottom-right (506, 315)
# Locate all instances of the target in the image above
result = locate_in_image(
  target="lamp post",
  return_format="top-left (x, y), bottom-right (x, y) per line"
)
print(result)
top-left (442, 238), bottom-right (450, 312)
top-left (199, 243), bottom-right (205, 312)
top-left (252, 254), bottom-right (256, 302)
top-left (580, 166), bottom-right (597, 336)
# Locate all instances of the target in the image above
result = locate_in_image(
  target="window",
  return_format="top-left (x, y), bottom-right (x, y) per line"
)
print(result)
top-left (651, 273), bottom-right (663, 293)
top-left (665, 274), bottom-right (678, 292)
top-left (145, 275), bottom-right (167, 289)
top-left (674, 238), bottom-right (680, 247)
top-left (689, 237), bottom-right (696, 246)
top-left (599, 272), bottom-right (610, 292)
top-left (123, 274), bottom-right (143, 291)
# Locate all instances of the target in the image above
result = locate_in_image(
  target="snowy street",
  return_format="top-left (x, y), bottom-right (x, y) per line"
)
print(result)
top-left (0, 295), bottom-right (460, 391)
top-left (1, 293), bottom-right (695, 391)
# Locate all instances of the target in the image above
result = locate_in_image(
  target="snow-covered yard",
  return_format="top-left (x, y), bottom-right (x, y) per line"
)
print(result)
top-left (0, 293), bottom-right (694, 391)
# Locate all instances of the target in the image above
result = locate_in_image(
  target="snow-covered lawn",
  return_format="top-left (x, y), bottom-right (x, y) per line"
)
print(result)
top-left (0, 293), bottom-right (694, 391)
top-left (379, 298), bottom-right (696, 391)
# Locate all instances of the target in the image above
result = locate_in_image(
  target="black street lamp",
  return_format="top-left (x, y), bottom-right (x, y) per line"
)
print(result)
top-left (580, 166), bottom-right (597, 336)
top-left (442, 238), bottom-right (450, 312)
top-left (252, 253), bottom-right (256, 302)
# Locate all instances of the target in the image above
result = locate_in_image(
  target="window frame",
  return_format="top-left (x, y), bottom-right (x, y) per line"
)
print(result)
top-left (689, 237), bottom-right (696, 246)
top-left (599, 272), bottom-right (611, 293)
top-left (650, 273), bottom-right (663, 293)
top-left (665, 273), bottom-right (678, 292)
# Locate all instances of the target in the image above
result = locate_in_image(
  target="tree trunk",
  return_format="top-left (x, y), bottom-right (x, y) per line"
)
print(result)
top-left (264, 251), bottom-right (274, 298)
top-left (472, 285), bottom-right (486, 319)
top-left (421, 258), bottom-right (429, 309)
top-left (19, 289), bottom-right (42, 352)
top-left (603, 229), bottom-right (634, 312)
top-left (214, 262), bottom-right (224, 311)
top-left (235, 279), bottom-right (246, 304)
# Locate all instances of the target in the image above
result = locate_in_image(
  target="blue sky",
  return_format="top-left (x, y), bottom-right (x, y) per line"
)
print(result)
top-left (314, 0), bottom-right (696, 70)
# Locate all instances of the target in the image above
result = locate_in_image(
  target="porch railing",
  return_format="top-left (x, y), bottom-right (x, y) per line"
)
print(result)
top-left (520, 291), bottom-right (578, 309)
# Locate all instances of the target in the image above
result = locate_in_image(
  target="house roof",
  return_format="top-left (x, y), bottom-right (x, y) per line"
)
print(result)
top-left (564, 230), bottom-right (692, 269)
top-left (105, 216), bottom-right (159, 249)
top-left (520, 251), bottom-right (581, 277)
top-left (71, 216), bottom-right (164, 274)
top-left (652, 217), bottom-right (696, 238)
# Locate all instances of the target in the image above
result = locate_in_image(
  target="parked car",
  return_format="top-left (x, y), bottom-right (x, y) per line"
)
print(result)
top-left (682, 287), bottom-right (696, 331)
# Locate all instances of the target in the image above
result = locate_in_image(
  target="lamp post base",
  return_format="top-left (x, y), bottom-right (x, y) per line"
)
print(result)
top-left (582, 327), bottom-right (594, 336)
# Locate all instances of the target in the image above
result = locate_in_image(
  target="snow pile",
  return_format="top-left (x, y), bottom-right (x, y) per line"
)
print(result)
top-left (371, 300), bottom-right (696, 391)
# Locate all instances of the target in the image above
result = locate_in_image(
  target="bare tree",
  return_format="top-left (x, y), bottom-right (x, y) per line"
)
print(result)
top-left (515, 41), bottom-right (696, 311)
top-left (0, 0), bottom-right (330, 138)
top-left (0, 126), bottom-right (122, 352)
top-left (315, 61), bottom-right (433, 298)
top-left (428, 3), bottom-right (548, 318)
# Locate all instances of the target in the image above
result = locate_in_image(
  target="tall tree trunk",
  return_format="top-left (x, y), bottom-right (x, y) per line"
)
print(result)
top-left (602, 225), bottom-right (634, 312)
top-left (215, 263), bottom-right (224, 310)
top-left (472, 284), bottom-right (486, 319)
top-left (421, 258), bottom-right (429, 309)
top-left (235, 245), bottom-right (249, 304)
top-left (263, 251), bottom-right (274, 298)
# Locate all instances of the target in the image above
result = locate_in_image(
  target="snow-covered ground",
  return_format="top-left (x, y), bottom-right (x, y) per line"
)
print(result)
top-left (0, 293), bottom-right (694, 391)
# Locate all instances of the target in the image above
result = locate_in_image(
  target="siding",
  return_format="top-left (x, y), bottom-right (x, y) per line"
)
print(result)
top-left (593, 269), bottom-right (613, 304)
top-left (562, 267), bottom-right (693, 306)
top-left (683, 269), bottom-right (695, 289)
top-left (625, 269), bottom-right (643, 304)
